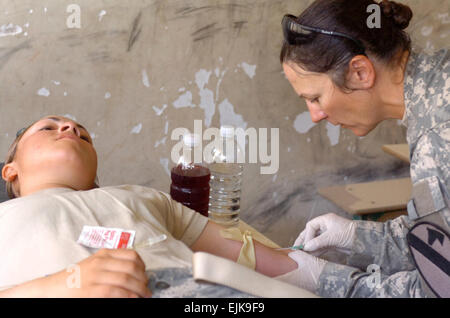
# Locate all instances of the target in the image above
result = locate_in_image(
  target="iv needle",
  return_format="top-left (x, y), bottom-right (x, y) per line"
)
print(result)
top-left (275, 244), bottom-right (304, 251)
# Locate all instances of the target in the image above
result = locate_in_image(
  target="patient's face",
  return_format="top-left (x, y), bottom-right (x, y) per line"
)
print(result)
top-left (14, 115), bottom-right (98, 191)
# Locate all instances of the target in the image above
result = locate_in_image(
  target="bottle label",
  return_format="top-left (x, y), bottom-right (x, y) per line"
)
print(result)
top-left (77, 225), bottom-right (136, 249)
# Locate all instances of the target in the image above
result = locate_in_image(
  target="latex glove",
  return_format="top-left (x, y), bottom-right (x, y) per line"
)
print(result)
top-left (276, 250), bottom-right (327, 293)
top-left (295, 213), bottom-right (356, 256)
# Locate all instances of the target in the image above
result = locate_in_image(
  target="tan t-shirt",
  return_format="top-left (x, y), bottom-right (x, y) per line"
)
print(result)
top-left (0, 184), bottom-right (208, 287)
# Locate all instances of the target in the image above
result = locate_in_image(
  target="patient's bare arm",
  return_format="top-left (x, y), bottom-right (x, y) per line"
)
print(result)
top-left (190, 221), bottom-right (297, 277)
top-left (0, 249), bottom-right (151, 298)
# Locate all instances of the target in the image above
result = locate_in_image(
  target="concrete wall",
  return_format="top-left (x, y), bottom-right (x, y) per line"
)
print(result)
top-left (1, 0), bottom-right (448, 246)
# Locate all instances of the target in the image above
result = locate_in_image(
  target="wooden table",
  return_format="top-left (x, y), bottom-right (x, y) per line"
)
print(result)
top-left (317, 144), bottom-right (411, 221)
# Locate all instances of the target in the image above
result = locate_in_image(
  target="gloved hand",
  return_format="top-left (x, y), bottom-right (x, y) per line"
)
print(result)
top-left (276, 250), bottom-right (327, 293)
top-left (295, 213), bottom-right (356, 256)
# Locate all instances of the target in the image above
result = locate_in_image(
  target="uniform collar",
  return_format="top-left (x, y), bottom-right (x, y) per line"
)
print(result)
top-left (29, 187), bottom-right (77, 197)
top-left (401, 50), bottom-right (419, 127)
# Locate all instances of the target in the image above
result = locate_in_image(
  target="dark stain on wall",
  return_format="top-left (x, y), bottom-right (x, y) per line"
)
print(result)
top-left (127, 12), bottom-right (142, 52)
top-left (175, 4), bottom-right (249, 17)
top-left (191, 22), bottom-right (224, 41)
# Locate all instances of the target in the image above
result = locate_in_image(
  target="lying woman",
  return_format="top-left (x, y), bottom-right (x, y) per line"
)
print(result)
top-left (0, 115), bottom-right (301, 298)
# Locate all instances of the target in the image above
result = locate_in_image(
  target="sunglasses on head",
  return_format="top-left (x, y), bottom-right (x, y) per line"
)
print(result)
top-left (282, 14), bottom-right (366, 55)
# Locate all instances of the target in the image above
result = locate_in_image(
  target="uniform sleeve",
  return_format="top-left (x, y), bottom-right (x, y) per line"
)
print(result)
top-left (122, 185), bottom-right (209, 247)
top-left (345, 216), bottom-right (417, 276)
top-left (156, 191), bottom-right (209, 246)
top-left (317, 261), bottom-right (427, 298)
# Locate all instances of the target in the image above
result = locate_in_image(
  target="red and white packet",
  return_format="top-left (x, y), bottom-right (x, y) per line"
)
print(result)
top-left (77, 225), bottom-right (136, 249)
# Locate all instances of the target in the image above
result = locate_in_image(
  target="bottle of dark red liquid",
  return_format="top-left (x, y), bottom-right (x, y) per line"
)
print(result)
top-left (170, 134), bottom-right (210, 217)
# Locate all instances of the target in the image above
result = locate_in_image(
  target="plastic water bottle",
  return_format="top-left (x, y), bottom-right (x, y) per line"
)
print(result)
top-left (170, 134), bottom-right (210, 217)
top-left (207, 126), bottom-right (244, 227)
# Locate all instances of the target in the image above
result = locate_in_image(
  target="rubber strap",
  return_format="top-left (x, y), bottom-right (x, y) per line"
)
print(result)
top-left (192, 252), bottom-right (318, 298)
top-left (220, 227), bottom-right (256, 270)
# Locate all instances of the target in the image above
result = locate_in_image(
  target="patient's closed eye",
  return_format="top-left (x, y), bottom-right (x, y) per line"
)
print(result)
top-left (40, 125), bottom-right (90, 142)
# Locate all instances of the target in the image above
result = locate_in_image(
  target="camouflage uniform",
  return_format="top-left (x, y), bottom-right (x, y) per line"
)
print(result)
top-left (317, 48), bottom-right (450, 298)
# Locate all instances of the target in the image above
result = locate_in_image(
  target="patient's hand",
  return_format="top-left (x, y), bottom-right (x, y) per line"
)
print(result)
top-left (65, 248), bottom-right (152, 298)
top-left (0, 249), bottom-right (152, 298)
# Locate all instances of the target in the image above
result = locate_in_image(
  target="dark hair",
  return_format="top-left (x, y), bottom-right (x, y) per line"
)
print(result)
top-left (280, 0), bottom-right (413, 90)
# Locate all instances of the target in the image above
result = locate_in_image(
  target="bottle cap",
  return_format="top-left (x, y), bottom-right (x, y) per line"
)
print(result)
top-left (220, 125), bottom-right (234, 138)
top-left (183, 133), bottom-right (201, 147)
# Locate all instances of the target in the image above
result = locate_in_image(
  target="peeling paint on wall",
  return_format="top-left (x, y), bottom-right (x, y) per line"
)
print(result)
top-left (195, 69), bottom-right (211, 90)
top-left (152, 104), bottom-right (167, 116)
top-left (238, 62), bottom-right (256, 79)
top-left (218, 98), bottom-right (247, 129)
top-left (293, 111), bottom-right (316, 134)
top-left (198, 88), bottom-right (215, 127)
top-left (215, 68), bottom-right (227, 103)
top-left (130, 123), bottom-right (142, 134)
top-left (326, 122), bottom-right (340, 146)
top-left (195, 69), bottom-right (215, 127)
top-left (159, 158), bottom-right (170, 176)
top-left (173, 91), bottom-right (195, 108)
top-left (98, 10), bottom-right (107, 22)
top-left (154, 137), bottom-right (167, 148)
top-left (142, 69), bottom-right (150, 88)
top-left (0, 24), bottom-right (22, 37)
top-left (37, 87), bottom-right (50, 97)
top-left (171, 64), bottom-right (251, 129)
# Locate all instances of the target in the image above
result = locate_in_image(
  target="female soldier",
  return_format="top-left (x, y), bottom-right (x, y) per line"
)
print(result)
top-left (278, 0), bottom-right (449, 297)
top-left (0, 115), bottom-right (297, 297)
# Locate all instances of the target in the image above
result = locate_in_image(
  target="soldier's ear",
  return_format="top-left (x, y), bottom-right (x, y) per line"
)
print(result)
top-left (345, 55), bottom-right (376, 90)
top-left (2, 162), bottom-right (18, 182)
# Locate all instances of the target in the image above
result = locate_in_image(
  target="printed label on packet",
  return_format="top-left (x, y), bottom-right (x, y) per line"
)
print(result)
top-left (77, 225), bottom-right (136, 249)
